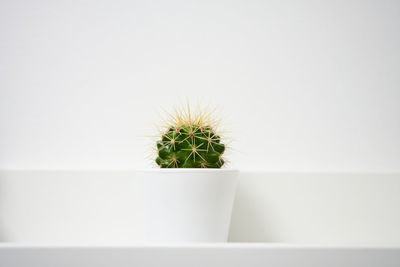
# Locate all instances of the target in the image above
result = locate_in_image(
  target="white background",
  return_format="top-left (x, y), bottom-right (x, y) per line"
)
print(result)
top-left (1, 0), bottom-right (400, 171)
top-left (1, 171), bottom-right (400, 244)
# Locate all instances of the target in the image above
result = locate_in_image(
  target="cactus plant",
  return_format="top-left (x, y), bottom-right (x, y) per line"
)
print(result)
top-left (155, 105), bottom-right (225, 168)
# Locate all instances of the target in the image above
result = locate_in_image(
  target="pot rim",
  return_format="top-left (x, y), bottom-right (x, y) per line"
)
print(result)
top-left (136, 168), bottom-right (238, 173)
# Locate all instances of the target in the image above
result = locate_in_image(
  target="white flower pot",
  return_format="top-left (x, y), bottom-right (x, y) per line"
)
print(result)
top-left (136, 169), bottom-right (239, 242)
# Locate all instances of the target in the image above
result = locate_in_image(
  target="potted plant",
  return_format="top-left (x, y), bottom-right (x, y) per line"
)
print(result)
top-left (136, 105), bottom-right (238, 242)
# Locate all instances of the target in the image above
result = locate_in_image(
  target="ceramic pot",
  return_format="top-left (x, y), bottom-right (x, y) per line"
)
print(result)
top-left (136, 169), bottom-right (239, 242)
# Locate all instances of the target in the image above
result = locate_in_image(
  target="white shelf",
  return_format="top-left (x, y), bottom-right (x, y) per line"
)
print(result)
top-left (1, 243), bottom-right (399, 267)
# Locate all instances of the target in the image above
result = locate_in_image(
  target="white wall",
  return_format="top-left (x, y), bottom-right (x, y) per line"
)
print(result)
top-left (1, 0), bottom-right (400, 171)
top-left (1, 171), bottom-right (399, 245)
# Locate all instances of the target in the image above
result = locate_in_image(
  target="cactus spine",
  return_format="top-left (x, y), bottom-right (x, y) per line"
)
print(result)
top-left (155, 105), bottom-right (225, 168)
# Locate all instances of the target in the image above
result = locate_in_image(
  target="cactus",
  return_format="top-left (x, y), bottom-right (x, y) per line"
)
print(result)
top-left (155, 105), bottom-right (225, 168)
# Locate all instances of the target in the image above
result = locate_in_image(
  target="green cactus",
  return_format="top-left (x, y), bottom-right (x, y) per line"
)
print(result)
top-left (155, 106), bottom-right (225, 168)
